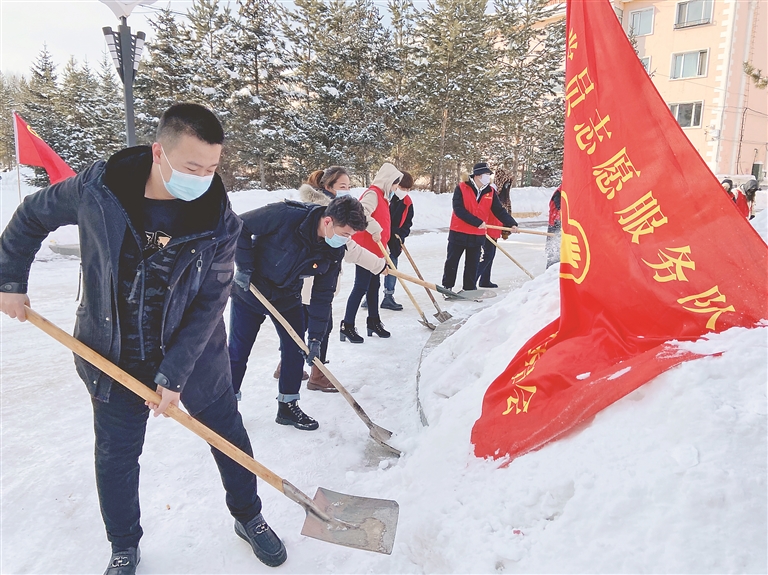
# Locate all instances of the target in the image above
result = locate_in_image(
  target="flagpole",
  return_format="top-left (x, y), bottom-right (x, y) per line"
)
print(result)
top-left (12, 110), bottom-right (21, 204)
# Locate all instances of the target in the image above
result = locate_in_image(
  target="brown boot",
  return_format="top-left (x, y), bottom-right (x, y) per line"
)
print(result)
top-left (274, 361), bottom-right (309, 380)
top-left (307, 365), bottom-right (338, 392)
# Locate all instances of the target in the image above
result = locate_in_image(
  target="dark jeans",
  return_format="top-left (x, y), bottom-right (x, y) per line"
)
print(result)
top-left (92, 380), bottom-right (261, 552)
top-left (383, 255), bottom-right (398, 295)
top-left (477, 238), bottom-right (497, 285)
top-left (442, 241), bottom-right (482, 291)
top-left (228, 295), bottom-right (304, 400)
top-left (344, 265), bottom-right (381, 324)
top-left (303, 304), bottom-right (333, 363)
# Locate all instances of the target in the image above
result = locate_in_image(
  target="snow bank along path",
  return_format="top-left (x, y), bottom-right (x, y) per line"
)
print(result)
top-left (1, 171), bottom-right (766, 573)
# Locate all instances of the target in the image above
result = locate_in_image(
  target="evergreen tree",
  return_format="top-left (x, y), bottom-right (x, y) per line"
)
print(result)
top-left (57, 57), bottom-right (100, 172)
top-left (183, 0), bottom-right (240, 187)
top-left (0, 72), bottom-right (23, 170)
top-left (21, 45), bottom-right (63, 186)
top-left (413, 0), bottom-right (495, 192)
top-left (386, 0), bottom-right (420, 171)
top-left (491, 0), bottom-right (565, 186)
top-left (93, 52), bottom-right (126, 159)
top-left (134, 6), bottom-right (195, 144)
top-left (229, 0), bottom-right (290, 189)
top-left (283, 0), bottom-right (397, 183)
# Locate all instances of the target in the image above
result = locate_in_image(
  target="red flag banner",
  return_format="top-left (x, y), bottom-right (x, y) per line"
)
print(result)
top-left (471, 0), bottom-right (768, 461)
top-left (14, 112), bottom-right (76, 184)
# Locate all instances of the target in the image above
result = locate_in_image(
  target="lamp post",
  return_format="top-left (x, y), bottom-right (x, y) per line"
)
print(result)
top-left (100, 1), bottom-right (155, 146)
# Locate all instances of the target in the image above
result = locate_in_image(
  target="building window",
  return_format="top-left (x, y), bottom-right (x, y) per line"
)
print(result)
top-left (629, 8), bottom-right (654, 36)
top-left (640, 56), bottom-right (652, 73)
top-left (675, 0), bottom-right (713, 28)
top-left (671, 50), bottom-right (708, 79)
top-left (669, 102), bottom-right (703, 128)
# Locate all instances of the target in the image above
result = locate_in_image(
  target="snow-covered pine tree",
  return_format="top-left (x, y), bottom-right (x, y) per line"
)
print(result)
top-left (0, 72), bottom-right (23, 170)
top-left (281, 0), bottom-right (335, 181)
top-left (386, 0), bottom-right (420, 172)
top-left (93, 52), bottom-right (126, 159)
top-left (21, 45), bottom-right (64, 186)
top-left (57, 57), bottom-right (100, 172)
top-left (134, 6), bottom-right (195, 144)
top-left (229, 0), bottom-right (290, 190)
top-left (491, 0), bottom-right (565, 186)
top-left (183, 0), bottom-right (240, 187)
top-left (412, 0), bottom-right (495, 193)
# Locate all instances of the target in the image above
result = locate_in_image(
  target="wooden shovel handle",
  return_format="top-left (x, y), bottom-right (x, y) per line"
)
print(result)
top-left (485, 224), bottom-right (554, 237)
top-left (399, 240), bottom-right (443, 309)
top-left (23, 306), bottom-right (286, 493)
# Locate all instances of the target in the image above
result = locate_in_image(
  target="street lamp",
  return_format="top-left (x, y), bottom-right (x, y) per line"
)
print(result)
top-left (100, 1), bottom-right (156, 146)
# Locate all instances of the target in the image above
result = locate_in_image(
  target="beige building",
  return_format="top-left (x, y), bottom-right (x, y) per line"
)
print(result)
top-left (547, 0), bottom-right (767, 183)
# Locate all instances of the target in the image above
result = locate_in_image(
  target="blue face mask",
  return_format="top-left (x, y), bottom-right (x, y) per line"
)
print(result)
top-left (324, 221), bottom-right (350, 248)
top-left (160, 147), bottom-right (214, 201)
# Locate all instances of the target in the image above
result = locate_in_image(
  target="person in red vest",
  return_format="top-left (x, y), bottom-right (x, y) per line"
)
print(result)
top-left (476, 180), bottom-right (511, 288)
top-left (442, 162), bottom-right (518, 293)
top-left (381, 171), bottom-right (415, 310)
top-left (341, 162), bottom-right (403, 343)
top-left (546, 185), bottom-right (562, 269)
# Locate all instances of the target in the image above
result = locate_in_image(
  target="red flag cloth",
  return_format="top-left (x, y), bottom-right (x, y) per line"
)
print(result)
top-left (14, 112), bottom-right (76, 184)
top-left (471, 0), bottom-right (768, 461)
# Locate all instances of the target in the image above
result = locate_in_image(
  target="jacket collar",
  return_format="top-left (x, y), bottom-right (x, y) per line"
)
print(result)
top-left (102, 146), bottom-right (230, 238)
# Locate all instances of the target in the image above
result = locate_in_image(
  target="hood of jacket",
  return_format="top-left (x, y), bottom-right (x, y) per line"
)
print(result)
top-left (102, 145), bottom-right (233, 239)
top-left (371, 163), bottom-right (403, 199)
top-left (299, 183), bottom-right (334, 206)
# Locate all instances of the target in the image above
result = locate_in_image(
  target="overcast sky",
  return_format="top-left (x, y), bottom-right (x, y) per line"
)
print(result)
top-left (0, 1), bottom-right (190, 77)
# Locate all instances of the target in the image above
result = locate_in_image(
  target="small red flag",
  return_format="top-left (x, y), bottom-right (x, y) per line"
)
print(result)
top-left (471, 0), bottom-right (768, 461)
top-left (13, 112), bottom-right (76, 184)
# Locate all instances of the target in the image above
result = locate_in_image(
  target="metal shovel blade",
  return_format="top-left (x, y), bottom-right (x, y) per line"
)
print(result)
top-left (369, 424), bottom-right (401, 456)
top-left (301, 487), bottom-right (400, 555)
top-left (419, 317), bottom-right (438, 330)
top-left (433, 310), bottom-right (453, 322)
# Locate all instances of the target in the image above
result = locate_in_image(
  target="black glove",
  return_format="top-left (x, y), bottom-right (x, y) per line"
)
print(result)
top-left (234, 269), bottom-right (251, 291)
top-left (304, 338), bottom-right (322, 366)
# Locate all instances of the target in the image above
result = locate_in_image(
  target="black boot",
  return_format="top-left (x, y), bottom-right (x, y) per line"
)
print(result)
top-left (276, 400), bottom-right (319, 431)
top-left (380, 294), bottom-right (404, 311)
top-left (104, 547), bottom-right (140, 575)
top-left (366, 317), bottom-right (391, 338)
top-left (235, 513), bottom-right (288, 567)
top-left (340, 321), bottom-right (364, 343)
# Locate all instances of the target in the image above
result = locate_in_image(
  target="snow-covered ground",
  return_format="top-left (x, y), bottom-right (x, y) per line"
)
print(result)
top-left (1, 169), bottom-right (766, 573)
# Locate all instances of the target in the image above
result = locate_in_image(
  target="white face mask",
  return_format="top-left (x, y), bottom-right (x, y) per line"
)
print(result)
top-left (478, 174), bottom-right (491, 187)
top-left (394, 187), bottom-right (407, 200)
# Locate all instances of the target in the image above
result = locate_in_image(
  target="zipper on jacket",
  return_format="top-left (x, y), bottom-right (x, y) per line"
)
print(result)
top-left (137, 260), bottom-right (146, 361)
top-left (128, 266), bottom-right (142, 303)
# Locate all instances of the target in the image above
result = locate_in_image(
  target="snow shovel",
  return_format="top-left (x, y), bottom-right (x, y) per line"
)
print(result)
top-left (485, 224), bottom-right (555, 237)
top-left (23, 306), bottom-right (400, 555)
top-left (485, 235), bottom-right (535, 280)
top-left (387, 269), bottom-right (478, 301)
top-left (398, 239), bottom-right (452, 323)
top-left (248, 285), bottom-right (401, 457)
top-left (376, 240), bottom-right (436, 330)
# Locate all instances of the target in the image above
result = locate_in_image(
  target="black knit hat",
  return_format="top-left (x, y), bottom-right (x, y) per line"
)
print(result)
top-left (470, 162), bottom-right (493, 176)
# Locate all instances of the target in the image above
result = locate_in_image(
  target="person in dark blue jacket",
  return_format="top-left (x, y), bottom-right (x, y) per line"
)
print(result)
top-left (229, 195), bottom-right (368, 431)
top-left (0, 104), bottom-right (287, 573)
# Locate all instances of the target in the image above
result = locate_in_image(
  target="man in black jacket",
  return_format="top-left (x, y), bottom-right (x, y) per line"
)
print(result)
top-left (230, 195), bottom-right (367, 430)
top-left (442, 162), bottom-right (518, 292)
top-left (0, 104), bottom-right (286, 573)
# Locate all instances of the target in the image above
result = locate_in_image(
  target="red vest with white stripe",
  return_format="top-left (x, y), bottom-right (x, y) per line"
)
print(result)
top-left (450, 182), bottom-right (493, 236)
